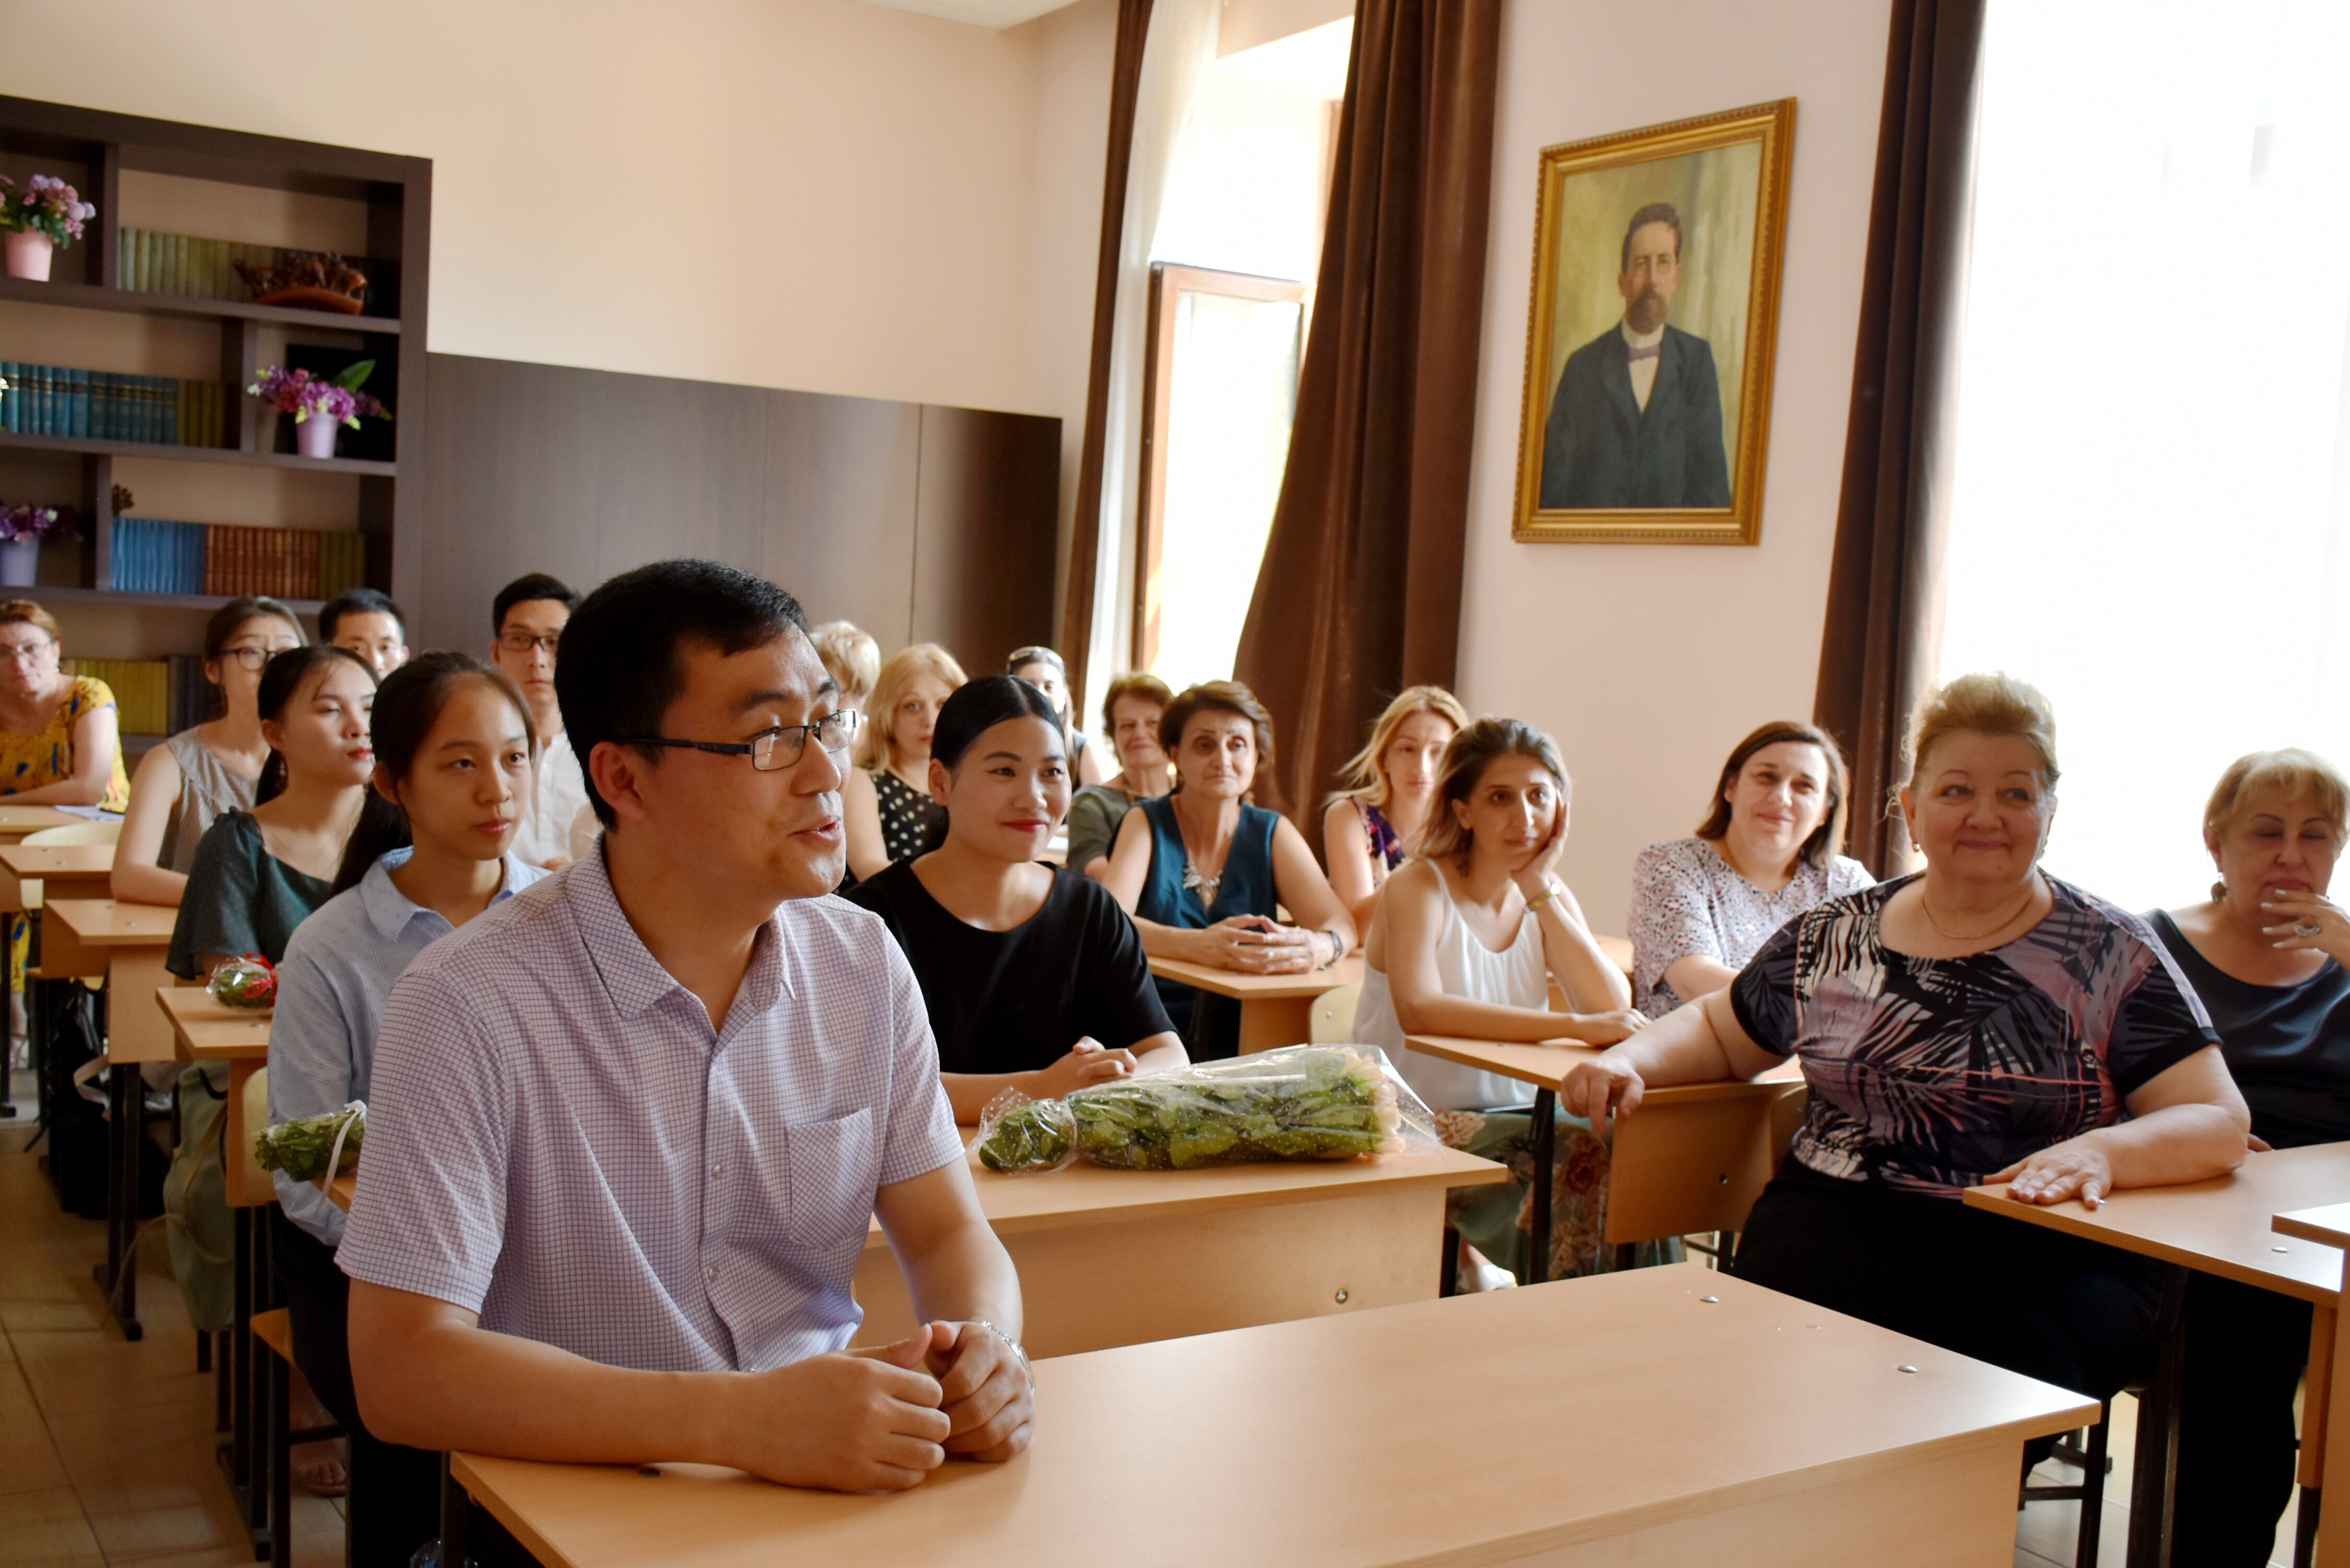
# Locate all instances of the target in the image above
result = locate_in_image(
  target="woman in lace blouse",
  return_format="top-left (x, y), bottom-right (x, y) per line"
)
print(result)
top-left (1628, 720), bottom-right (1873, 1017)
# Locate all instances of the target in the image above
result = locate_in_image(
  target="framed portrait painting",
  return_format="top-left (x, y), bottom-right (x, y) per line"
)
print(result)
top-left (1511, 99), bottom-right (1795, 545)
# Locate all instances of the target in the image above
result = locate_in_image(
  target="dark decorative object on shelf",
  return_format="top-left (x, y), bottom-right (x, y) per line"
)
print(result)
top-left (111, 482), bottom-right (133, 513)
top-left (232, 250), bottom-right (367, 314)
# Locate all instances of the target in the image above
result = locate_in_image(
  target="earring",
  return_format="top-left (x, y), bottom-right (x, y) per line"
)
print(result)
top-left (2211, 879), bottom-right (2227, 902)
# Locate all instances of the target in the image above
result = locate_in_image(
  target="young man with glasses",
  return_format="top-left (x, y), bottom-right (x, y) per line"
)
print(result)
top-left (341, 559), bottom-right (1030, 1497)
top-left (489, 573), bottom-right (584, 870)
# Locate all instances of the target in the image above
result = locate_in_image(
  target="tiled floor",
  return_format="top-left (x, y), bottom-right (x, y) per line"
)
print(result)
top-left (0, 1066), bottom-right (344, 1567)
top-left (0, 1063), bottom-right (2311, 1567)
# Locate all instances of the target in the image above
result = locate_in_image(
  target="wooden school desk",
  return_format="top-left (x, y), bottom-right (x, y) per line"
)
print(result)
top-left (1145, 953), bottom-right (1364, 1055)
top-left (1406, 1033), bottom-right (1804, 1285)
top-left (2274, 1203), bottom-right (2350, 1568)
top-left (45, 896), bottom-right (178, 1338)
top-left (0, 810), bottom-right (101, 1118)
top-left (1968, 1141), bottom-right (2350, 1568)
top-left (853, 1143), bottom-right (1505, 1356)
top-left (160, 983), bottom-right (279, 1560)
top-left (443, 1262), bottom-right (2097, 1568)
top-left (330, 1146), bottom-right (1504, 1360)
top-left (2, 841), bottom-right (116, 1116)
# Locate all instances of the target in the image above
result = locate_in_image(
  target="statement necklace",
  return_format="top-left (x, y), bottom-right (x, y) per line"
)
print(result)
top-left (1176, 809), bottom-right (1230, 906)
top-left (1919, 876), bottom-right (2041, 943)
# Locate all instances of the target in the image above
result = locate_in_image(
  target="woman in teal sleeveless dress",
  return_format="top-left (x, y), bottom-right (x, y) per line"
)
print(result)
top-left (1101, 681), bottom-right (1354, 1059)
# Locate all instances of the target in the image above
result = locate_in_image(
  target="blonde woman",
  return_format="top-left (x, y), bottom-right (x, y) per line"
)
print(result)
top-left (1563, 673), bottom-right (2248, 1461)
top-left (2158, 749), bottom-right (2350, 1564)
top-left (842, 642), bottom-right (966, 882)
top-left (1323, 686), bottom-right (1468, 941)
top-left (808, 620), bottom-right (880, 715)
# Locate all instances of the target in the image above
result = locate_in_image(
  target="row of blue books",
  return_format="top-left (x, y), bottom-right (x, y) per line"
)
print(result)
top-left (109, 517), bottom-right (209, 596)
top-left (0, 362), bottom-right (225, 446)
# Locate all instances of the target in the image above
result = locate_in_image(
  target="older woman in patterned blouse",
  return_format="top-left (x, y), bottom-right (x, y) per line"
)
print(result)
top-left (1628, 720), bottom-right (1872, 1017)
top-left (1565, 674), bottom-right (2249, 1455)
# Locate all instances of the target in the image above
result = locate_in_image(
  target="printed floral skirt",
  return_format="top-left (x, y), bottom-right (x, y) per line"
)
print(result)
top-left (1433, 1104), bottom-right (1681, 1284)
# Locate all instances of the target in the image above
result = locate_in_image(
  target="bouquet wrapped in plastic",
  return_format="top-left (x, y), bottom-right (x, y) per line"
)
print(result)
top-left (975, 1044), bottom-right (1438, 1174)
top-left (253, 1101), bottom-right (365, 1186)
top-left (208, 953), bottom-right (276, 1009)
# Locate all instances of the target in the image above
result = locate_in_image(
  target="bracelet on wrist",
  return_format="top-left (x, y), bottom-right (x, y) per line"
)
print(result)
top-left (973, 1319), bottom-right (1032, 1386)
top-left (1526, 880), bottom-right (1562, 911)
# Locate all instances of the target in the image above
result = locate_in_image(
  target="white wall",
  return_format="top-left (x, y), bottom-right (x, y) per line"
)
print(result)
top-left (1455, 0), bottom-right (1891, 933)
top-left (0, 0), bottom-right (1104, 424)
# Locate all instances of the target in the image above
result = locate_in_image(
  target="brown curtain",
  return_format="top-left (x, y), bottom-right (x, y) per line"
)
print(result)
top-left (1057, 0), bottom-right (1157, 698)
top-left (1813, 0), bottom-right (1987, 874)
top-left (1229, 0), bottom-right (1503, 821)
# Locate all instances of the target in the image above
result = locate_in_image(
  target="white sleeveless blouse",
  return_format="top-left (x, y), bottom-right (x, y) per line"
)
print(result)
top-left (1353, 885), bottom-right (1551, 1111)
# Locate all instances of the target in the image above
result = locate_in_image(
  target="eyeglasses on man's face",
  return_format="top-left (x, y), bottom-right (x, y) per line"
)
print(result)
top-left (626, 709), bottom-right (863, 773)
top-left (499, 632), bottom-right (562, 655)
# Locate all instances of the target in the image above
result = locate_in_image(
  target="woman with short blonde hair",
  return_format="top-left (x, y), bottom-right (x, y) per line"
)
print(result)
top-left (2156, 747), bottom-right (2350, 1562)
top-left (1323, 686), bottom-right (1469, 938)
top-left (843, 642), bottom-right (966, 882)
top-left (807, 620), bottom-right (880, 713)
top-left (1563, 673), bottom-right (2248, 1464)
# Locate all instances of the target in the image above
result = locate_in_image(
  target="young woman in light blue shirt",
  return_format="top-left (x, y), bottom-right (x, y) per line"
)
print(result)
top-left (264, 651), bottom-right (542, 1565)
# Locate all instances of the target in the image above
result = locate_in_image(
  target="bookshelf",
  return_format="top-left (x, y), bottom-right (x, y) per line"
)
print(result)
top-left (0, 95), bottom-right (427, 713)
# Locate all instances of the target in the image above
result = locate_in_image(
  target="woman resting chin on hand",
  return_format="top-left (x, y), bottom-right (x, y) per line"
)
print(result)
top-left (1352, 718), bottom-right (1644, 1289)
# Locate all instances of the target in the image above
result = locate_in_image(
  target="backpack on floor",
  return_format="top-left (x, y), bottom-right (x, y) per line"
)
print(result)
top-left (163, 1060), bottom-right (234, 1334)
top-left (39, 984), bottom-right (164, 1219)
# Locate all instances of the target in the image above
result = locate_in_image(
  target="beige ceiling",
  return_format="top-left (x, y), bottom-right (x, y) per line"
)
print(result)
top-left (847, 0), bottom-right (1078, 28)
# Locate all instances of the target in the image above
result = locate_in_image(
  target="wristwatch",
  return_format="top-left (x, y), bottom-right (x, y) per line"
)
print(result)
top-left (973, 1319), bottom-right (1032, 1387)
top-left (1322, 929), bottom-right (1345, 968)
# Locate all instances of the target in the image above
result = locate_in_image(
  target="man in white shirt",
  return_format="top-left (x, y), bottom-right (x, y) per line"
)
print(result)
top-left (491, 573), bottom-right (588, 869)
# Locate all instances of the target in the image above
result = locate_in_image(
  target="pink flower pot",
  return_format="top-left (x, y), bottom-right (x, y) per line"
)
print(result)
top-left (296, 415), bottom-right (339, 459)
top-left (4, 230), bottom-right (53, 282)
top-left (0, 540), bottom-right (38, 587)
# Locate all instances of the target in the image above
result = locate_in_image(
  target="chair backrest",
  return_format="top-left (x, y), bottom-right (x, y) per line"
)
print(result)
top-left (1603, 1082), bottom-right (1809, 1246)
top-left (1308, 982), bottom-right (1361, 1044)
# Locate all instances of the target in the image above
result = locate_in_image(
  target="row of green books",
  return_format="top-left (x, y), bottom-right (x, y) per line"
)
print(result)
top-left (0, 362), bottom-right (227, 447)
top-left (116, 228), bottom-right (281, 302)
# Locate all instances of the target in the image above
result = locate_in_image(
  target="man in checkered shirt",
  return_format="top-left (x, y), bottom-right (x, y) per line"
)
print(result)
top-left (341, 560), bottom-right (1030, 1493)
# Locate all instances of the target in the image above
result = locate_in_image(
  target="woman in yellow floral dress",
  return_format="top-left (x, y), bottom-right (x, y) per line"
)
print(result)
top-left (0, 601), bottom-right (129, 810)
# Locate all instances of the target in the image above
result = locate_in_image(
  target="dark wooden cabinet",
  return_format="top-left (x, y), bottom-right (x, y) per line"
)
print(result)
top-left (412, 353), bottom-right (1058, 664)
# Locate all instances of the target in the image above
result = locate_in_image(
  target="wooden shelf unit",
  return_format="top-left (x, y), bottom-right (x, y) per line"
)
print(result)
top-left (0, 94), bottom-right (427, 627)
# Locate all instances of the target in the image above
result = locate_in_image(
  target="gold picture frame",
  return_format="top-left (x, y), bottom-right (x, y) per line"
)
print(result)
top-left (1510, 99), bottom-right (1795, 545)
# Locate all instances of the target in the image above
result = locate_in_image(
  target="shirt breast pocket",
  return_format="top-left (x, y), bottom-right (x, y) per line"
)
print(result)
top-left (785, 1108), bottom-right (879, 1251)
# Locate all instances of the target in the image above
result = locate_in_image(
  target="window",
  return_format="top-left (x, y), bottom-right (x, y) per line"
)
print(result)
top-left (1938, 0), bottom-right (2350, 909)
top-left (1134, 266), bottom-right (1305, 690)
top-left (1128, 24), bottom-right (1343, 691)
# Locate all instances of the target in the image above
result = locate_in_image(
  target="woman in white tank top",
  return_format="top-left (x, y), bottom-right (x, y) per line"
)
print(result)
top-left (1353, 718), bottom-right (1647, 1287)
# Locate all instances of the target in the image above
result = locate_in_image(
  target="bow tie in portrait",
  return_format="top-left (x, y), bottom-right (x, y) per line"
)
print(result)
top-left (1627, 342), bottom-right (1662, 363)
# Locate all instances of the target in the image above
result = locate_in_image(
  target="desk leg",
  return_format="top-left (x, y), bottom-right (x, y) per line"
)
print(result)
top-left (1, 912), bottom-right (14, 1119)
top-left (2318, 1287), bottom-right (2350, 1568)
top-left (2127, 1263), bottom-right (2188, 1568)
top-left (1526, 1087), bottom-right (1556, 1286)
top-left (2299, 1304), bottom-right (2332, 1568)
top-left (440, 1454), bottom-right (470, 1567)
top-left (224, 1205), bottom-right (255, 1538)
top-left (90, 1060), bottom-right (143, 1340)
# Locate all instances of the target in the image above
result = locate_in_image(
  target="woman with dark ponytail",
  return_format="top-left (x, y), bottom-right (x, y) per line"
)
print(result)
top-left (166, 645), bottom-right (381, 984)
top-left (263, 652), bottom-right (542, 1564)
top-left (845, 673), bottom-right (1184, 1121)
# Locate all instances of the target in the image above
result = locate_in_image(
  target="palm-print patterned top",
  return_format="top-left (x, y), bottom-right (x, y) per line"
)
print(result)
top-left (1729, 874), bottom-right (2218, 1197)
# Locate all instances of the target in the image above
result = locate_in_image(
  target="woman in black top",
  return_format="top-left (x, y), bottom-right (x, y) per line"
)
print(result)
top-left (846, 674), bottom-right (1185, 1121)
top-left (2158, 749), bottom-right (2350, 1566)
